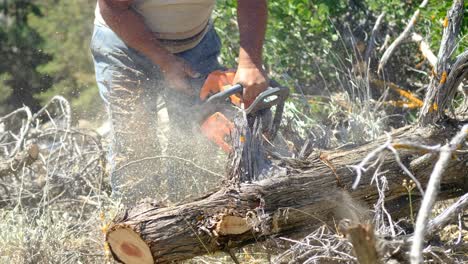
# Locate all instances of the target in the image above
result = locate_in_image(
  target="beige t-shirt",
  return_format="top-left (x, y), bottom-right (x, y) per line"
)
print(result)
top-left (95, 0), bottom-right (216, 53)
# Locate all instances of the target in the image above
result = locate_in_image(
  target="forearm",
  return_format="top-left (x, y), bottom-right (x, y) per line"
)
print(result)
top-left (98, 0), bottom-right (173, 69)
top-left (237, 0), bottom-right (267, 68)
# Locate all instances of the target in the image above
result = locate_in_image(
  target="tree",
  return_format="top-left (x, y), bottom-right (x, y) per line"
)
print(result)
top-left (0, 0), bottom-right (52, 115)
top-left (30, 0), bottom-right (102, 119)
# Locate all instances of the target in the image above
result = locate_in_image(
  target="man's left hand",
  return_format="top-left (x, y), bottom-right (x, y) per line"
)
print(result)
top-left (233, 64), bottom-right (269, 108)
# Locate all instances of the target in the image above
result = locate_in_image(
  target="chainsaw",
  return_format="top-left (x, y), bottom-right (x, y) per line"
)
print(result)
top-left (194, 70), bottom-right (289, 152)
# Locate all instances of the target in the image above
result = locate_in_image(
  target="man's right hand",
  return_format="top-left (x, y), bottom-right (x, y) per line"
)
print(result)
top-left (99, 0), bottom-right (200, 95)
top-left (159, 55), bottom-right (201, 95)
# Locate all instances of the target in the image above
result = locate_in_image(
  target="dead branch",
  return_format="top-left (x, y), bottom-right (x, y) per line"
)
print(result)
top-left (364, 12), bottom-right (386, 64)
top-left (0, 97), bottom-right (105, 207)
top-left (409, 33), bottom-right (437, 68)
top-left (410, 124), bottom-right (468, 264)
top-left (378, 0), bottom-right (429, 73)
top-left (0, 106), bottom-right (32, 158)
top-left (426, 192), bottom-right (468, 235)
top-left (419, 0), bottom-right (465, 124)
top-left (274, 225), bottom-right (355, 263)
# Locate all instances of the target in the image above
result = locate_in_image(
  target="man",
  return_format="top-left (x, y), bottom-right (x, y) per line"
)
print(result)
top-left (91, 0), bottom-right (268, 205)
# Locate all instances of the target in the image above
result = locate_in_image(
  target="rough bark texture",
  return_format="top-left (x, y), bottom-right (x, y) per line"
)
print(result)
top-left (106, 123), bottom-right (468, 263)
top-left (346, 224), bottom-right (381, 264)
top-left (419, 0), bottom-right (465, 124)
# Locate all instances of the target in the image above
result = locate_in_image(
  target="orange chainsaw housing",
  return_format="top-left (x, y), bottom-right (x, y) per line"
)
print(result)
top-left (199, 70), bottom-right (240, 153)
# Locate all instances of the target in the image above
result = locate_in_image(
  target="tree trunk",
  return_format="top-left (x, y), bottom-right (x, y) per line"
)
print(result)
top-left (106, 123), bottom-right (468, 263)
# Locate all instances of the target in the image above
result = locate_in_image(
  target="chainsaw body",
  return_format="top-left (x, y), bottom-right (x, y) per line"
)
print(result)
top-left (198, 70), bottom-right (289, 152)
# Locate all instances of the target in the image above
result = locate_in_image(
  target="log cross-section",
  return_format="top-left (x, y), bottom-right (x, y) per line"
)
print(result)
top-left (106, 124), bottom-right (468, 263)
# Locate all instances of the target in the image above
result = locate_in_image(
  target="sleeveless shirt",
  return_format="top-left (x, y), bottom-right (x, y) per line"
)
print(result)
top-left (94, 0), bottom-right (216, 53)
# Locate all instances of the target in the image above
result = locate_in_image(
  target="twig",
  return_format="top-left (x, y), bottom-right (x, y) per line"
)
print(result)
top-left (33, 95), bottom-right (72, 131)
top-left (410, 124), bottom-right (468, 264)
top-left (426, 192), bottom-right (468, 235)
top-left (350, 137), bottom-right (389, 189)
top-left (350, 134), bottom-right (424, 195)
top-left (387, 144), bottom-right (425, 195)
top-left (0, 106), bottom-right (32, 158)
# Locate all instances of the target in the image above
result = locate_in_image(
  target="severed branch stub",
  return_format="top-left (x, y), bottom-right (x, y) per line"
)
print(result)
top-left (344, 223), bottom-right (381, 264)
top-left (107, 225), bottom-right (154, 264)
top-left (409, 32), bottom-right (437, 68)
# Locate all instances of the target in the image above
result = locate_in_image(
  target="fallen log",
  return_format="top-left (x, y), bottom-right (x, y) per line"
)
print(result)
top-left (106, 122), bottom-right (468, 263)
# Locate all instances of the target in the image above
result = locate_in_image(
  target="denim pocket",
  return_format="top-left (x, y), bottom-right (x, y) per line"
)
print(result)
top-left (177, 26), bottom-right (222, 70)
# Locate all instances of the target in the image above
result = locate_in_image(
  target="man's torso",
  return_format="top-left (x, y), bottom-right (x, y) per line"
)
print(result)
top-left (95, 0), bottom-right (217, 53)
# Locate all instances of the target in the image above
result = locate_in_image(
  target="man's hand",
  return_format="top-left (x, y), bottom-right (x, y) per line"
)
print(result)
top-left (160, 55), bottom-right (200, 95)
top-left (100, 0), bottom-right (199, 94)
top-left (236, 0), bottom-right (268, 108)
top-left (234, 63), bottom-right (268, 107)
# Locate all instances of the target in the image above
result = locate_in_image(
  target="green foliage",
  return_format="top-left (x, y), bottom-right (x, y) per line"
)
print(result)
top-left (365, 0), bottom-right (467, 59)
top-left (215, 0), bottom-right (467, 95)
top-left (419, 1), bottom-right (468, 54)
top-left (30, 0), bottom-right (102, 118)
top-left (0, 0), bottom-right (52, 114)
top-left (0, 74), bottom-right (13, 114)
top-left (214, 0), bottom-right (350, 91)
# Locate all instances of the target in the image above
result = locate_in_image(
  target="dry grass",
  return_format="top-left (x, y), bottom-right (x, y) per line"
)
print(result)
top-left (0, 202), bottom-right (116, 263)
top-left (0, 96), bottom-right (116, 264)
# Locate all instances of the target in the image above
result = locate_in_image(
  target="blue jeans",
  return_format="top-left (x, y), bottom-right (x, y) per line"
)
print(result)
top-left (91, 24), bottom-right (223, 205)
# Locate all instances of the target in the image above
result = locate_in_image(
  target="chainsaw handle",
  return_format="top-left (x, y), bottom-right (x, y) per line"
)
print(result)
top-left (205, 82), bottom-right (289, 113)
top-left (245, 85), bottom-right (289, 115)
top-left (226, 82), bottom-right (288, 140)
top-left (205, 84), bottom-right (243, 105)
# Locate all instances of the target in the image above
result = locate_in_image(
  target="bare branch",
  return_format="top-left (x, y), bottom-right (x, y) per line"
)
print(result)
top-left (426, 192), bottom-right (468, 235)
top-left (410, 124), bottom-right (468, 264)
top-left (364, 12), bottom-right (386, 64)
top-left (350, 134), bottom-right (425, 195)
top-left (378, 0), bottom-right (429, 73)
top-left (419, 0), bottom-right (465, 124)
top-left (0, 106), bottom-right (32, 158)
top-left (409, 32), bottom-right (437, 68)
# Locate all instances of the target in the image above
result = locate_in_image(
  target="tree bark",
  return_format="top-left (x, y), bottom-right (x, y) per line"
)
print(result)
top-left (419, 0), bottom-right (465, 124)
top-left (106, 123), bottom-right (468, 263)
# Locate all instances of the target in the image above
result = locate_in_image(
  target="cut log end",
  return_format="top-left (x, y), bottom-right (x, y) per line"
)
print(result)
top-left (216, 215), bottom-right (250, 235)
top-left (107, 225), bottom-right (154, 264)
